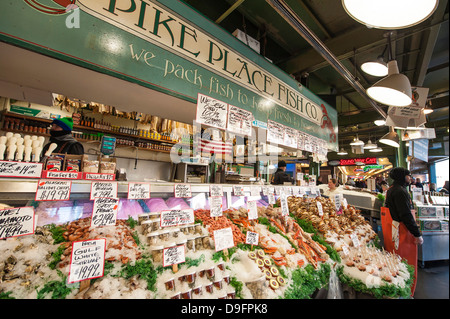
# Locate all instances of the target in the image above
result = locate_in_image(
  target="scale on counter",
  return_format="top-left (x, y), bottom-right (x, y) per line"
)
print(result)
top-left (100, 135), bottom-right (116, 156)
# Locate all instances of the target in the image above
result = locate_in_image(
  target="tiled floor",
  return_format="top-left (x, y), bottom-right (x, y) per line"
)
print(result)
top-left (414, 260), bottom-right (449, 299)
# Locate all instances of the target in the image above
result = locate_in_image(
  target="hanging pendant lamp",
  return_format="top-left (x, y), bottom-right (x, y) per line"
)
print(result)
top-left (342, 0), bottom-right (439, 30)
top-left (337, 148), bottom-right (348, 155)
top-left (379, 127), bottom-right (400, 148)
top-left (361, 55), bottom-right (388, 77)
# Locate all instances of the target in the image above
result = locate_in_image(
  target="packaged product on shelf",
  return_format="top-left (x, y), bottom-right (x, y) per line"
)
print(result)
top-left (82, 155), bottom-right (99, 173)
top-left (64, 154), bottom-right (82, 172)
top-left (45, 153), bottom-right (65, 171)
top-left (99, 156), bottom-right (117, 174)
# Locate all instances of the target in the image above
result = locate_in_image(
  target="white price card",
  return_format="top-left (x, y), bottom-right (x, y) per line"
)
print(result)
top-left (128, 182), bottom-right (150, 199)
top-left (350, 233), bottom-right (360, 248)
top-left (0, 206), bottom-right (35, 239)
top-left (250, 186), bottom-right (261, 197)
top-left (91, 198), bottom-right (119, 228)
top-left (178, 209), bottom-right (195, 225)
top-left (174, 183), bottom-right (192, 198)
top-left (317, 201), bottom-right (324, 217)
top-left (163, 244), bottom-right (186, 267)
top-left (210, 196), bottom-right (223, 217)
top-left (214, 227), bottom-right (235, 252)
top-left (262, 186), bottom-right (269, 196)
top-left (35, 180), bottom-right (71, 201)
top-left (196, 93), bottom-right (228, 130)
top-left (90, 182), bottom-right (118, 200)
top-left (0, 161), bottom-right (43, 178)
top-left (334, 194), bottom-right (342, 211)
top-left (268, 193), bottom-right (276, 205)
top-left (159, 209), bottom-right (195, 227)
top-left (68, 239), bottom-right (106, 284)
top-left (247, 200), bottom-right (258, 220)
top-left (341, 198), bottom-right (348, 209)
top-left (342, 244), bottom-right (349, 256)
top-left (246, 231), bottom-right (259, 246)
top-left (233, 185), bottom-right (245, 196)
top-left (280, 194), bottom-right (289, 216)
top-left (210, 184), bottom-right (223, 197)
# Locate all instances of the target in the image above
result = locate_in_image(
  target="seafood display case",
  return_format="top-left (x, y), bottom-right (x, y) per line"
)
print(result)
top-left (0, 179), bottom-right (415, 299)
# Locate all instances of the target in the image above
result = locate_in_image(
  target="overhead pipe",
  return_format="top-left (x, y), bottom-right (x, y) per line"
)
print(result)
top-left (216, 0), bottom-right (246, 24)
top-left (266, 0), bottom-right (387, 118)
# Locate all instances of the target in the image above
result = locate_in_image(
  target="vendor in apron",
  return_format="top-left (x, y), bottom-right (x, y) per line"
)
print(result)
top-left (383, 167), bottom-right (423, 296)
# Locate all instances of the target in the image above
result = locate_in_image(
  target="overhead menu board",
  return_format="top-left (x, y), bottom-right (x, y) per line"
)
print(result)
top-left (227, 105), bottom-right (253, 136)
top-left (283, 126), bottom-right (298, 149)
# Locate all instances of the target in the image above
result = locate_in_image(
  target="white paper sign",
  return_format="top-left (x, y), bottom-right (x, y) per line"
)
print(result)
top-left (160, 209), bottom-right (195, 227)
top-left (210, 196), bottom-right (223, 217)
top-left (196, 93), bottom-right (228, 129)
top-left (0, 161), bottom-right (43, 178)
top-left (268, 193), bottom-right (276, 205)
top-left (317, 201), bottom-right (324, 217)
top-left (90, 182), bottom-right (118, 200)
top-left (174, 183), bottom-right (192, 198)
top-left (350, 233), bottom-right (360, 248)
top-left (91, 198), bottom-right (119, 228)
top-left (128, 182), bottom-right (150, 199)
top-left (267, 120), bottom-right (285, 144)
top-left (250, 186), bottom-right (261, 197)
top-left (36, 180), bottom-right (72, 201)
top-left (246, 231), bottom-right (259, 246)
top-left (0, 206), bottom-right (35, 239)
top-left (280, 194), bottom-right (289, 216)
top-left (214, 227), bottom-right (234, 251)
top-left (262, 186), bottom-right (269, 196)
top-left (68, 239), bottom-right (106, 284)
top-left (210, 184), bottom-right (223, 197)
top-left (247, 200), bottom-right (258, 220)
top-left (233, 185), bottom-right (245, 196)
top-left (342, 198), bottom-right (348, 209)
top-left (334, 194), bottom-right (342, 211)
top-left (163, 244), bottom-right (186, 267)
top-left (227, 105), bottom-right (253, 136)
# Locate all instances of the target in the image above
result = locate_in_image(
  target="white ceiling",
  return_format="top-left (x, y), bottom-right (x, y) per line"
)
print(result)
top-left (0, 42), bottom-right (197, 124)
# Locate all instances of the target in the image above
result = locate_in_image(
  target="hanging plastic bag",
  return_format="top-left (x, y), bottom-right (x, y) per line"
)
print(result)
top-left (327, 267), bottom-right (343, 299)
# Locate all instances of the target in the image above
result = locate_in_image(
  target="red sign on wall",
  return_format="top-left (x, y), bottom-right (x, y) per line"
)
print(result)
top-left (339, 157), bottom-right (378, 166)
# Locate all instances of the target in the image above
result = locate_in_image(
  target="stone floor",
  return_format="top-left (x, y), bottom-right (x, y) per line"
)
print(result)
top-left (414, 260), bottom-right (449, 299)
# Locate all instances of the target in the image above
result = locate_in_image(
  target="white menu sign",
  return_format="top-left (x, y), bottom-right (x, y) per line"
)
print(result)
top-left (0, 206), bottom-right (35, 239)
top-left (91, 198), bottom-right (119, 228)
top-left (68, 239), bottom-right (106, 284)
top-left (35, 180), bottom-right (72, 201)
top-left (90, 182), bottom-right (118, 200)
top-left (128, 182), bottom-right (150, 199)
top-left (267, 120), bottom-right (285, 145)
top-left (196, 93), bottom-right (228, 130)
top-left (227, 105), bottom-right (253, 136)
top-left (214, 227), bottom-right (235, 251)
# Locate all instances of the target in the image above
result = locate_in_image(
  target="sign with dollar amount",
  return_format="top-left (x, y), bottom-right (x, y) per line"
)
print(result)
top-left (68, 239), bottom-right (106, 284)
top-left (35, 180), bottom-right (72, 201)
top-left (91, 198), bottom-right (119, 228)
top-left (0, 206), bottom-right (35, 239)
top-left (90, 182), bottom-right (118, 200)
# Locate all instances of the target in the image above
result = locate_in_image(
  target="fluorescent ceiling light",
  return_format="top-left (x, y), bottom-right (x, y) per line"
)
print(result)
top-left (361, 57), bottom-right (388, 77)
top-left (367, 60), bottom-right (412, 107)
top-left (379, 127), bottom-right (400, 148)
top-left (342, 0), bottom-right (439, 30)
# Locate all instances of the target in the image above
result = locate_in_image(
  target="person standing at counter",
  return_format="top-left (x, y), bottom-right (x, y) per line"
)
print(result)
top-left (439, 181), bottom-right (449, 194)
top-left (41, 117), bottom-right (84, 156)
top-left (323, 178), bottom-right (341, 197)
top-left (414, 177), bottom-right (423, 189)
top-left (385, 167), bottom-right (423, 244)
top-left (271, 160), bottom-right (293, 185)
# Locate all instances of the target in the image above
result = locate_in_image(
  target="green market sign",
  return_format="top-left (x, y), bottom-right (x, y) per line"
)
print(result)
top-left (0, 0), bottom-right (338, 150)
top-left (363, 165), bottom-right (384, 172)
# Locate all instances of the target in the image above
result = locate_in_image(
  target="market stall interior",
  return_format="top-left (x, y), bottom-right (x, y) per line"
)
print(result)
top-left (0, 0), bottom-right (448, 300)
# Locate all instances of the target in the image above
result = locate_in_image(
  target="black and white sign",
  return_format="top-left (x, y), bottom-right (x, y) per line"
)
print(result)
top-left (68, 239), bottom-right (106, 284)
top-left (0, 206), bottom-right (35, 239)
top-left (90, 182), bottom-right (118, 200)
top-left (210, 196), bottom-right (223, 217)
top-left (247, 200), bottom-right (258, 220)
top-left (35, 180), bottom-right (72, 201)
top-left (196, 93), bottom-right (228, 130)
top-left (245, 231), bottom-right (259, 246)
top-left (0, 161), bottom-right (43, 178)
top-left (128, 182), bottom-right (150, 199)
top-left (174, 184), bottom-right (192, 198)
top-left (91, 198), bottom-right (119, 228)
top-left (233, 185), bottom-right (245, 196)
top-left (227, 105), bottom-right (253, 136)
top-left (267, 120), bottom-right (285, 145)
top-left (210, 184), bottom-right (223, 197)
top-left (214, 227), bottom-right (234, 251)
top-left (163, 244), bottom-right (186, 267)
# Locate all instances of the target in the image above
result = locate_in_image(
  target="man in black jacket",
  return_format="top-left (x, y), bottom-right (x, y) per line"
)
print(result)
top-left (271, 160), bottom-right (293, 185)
top-left (41, 117), bottom-right (84, 156)
top-left (385, 167), bottom-right (423, 245)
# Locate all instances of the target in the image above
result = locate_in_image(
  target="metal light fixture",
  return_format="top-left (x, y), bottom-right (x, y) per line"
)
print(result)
top-left (350, 134), bottom-right (364, 146)
top-left (366, 33), bottom-right (412, 107)
top-left (342, 0), bottom-right (439, 30)
top-left (369, 146), bottom-right (383, 153)
top-left (379, 126), bottom-right (400, 148)
top-left (363, 139), bottom-right (377, 149)
top-left (337, 148), bottom-right (348, 155)
top-left (362, 46), bottom-right (388, 77)
top-left (374, 119), bottom-right (386, 126)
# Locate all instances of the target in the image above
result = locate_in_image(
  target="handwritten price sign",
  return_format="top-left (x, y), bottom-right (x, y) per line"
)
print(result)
top-left (0, 206), bottom-right (35, 239)
top-left (160, 209), bottom-right (195, 227)
top-left (245, 231), bottom-right (259, 246)
top-left (90, 182), bottom-right (118, 200)
top-left (210, 184), bottom-right (223, 197)
top-left (210, 196), bottom-right (223, 217)
top-left (91, 198), bottom-right (119, 228)
top-left (68, 239), bottom-right (106, 284)
top-left (163, 244), bottom-right (186, 267)
top-left (174, 184), bottom-right (192, 198)
top-left (128, 182), bottom-right (150, 199)
top-left (213, 227), bottom-right (234, 252)
top-left (35, 180), bottom-right (72, 201)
